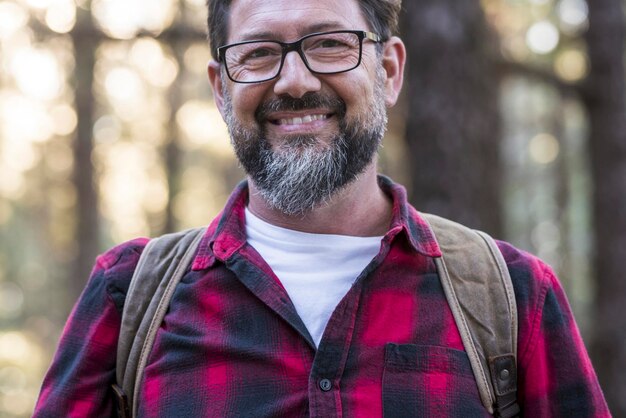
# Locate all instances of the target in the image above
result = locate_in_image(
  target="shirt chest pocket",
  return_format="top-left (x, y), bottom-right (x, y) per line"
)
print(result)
top-left (382, 343), bottom-right (491, 418)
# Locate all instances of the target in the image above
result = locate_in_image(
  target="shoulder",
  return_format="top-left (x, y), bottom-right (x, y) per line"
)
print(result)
top-left (495, 240), bottom-right (555, 302)
top-left (95, 237), bottom-right (149, 271)
top-left (91, 237), bottom-right (150, 313)
top-left (494, 240), bottom-right (565, 360)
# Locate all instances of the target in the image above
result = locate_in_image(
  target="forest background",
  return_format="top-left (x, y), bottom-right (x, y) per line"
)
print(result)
top-left (0, 0), bottom-right (624, 416)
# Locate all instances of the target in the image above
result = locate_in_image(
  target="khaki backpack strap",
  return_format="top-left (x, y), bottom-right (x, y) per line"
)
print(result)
top-left (113, 227), bottom-right (206, 418)
top-left (423, 214), bottom-right (520, 418)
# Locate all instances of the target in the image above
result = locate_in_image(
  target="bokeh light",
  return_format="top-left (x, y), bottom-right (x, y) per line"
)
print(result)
top-left (176, 100), bottom-right (231, 156)
top-left (92, 0), bottom-right (177, 39)
top-left (130, 38), bottom-right (179, 88)
top-left (529, 133), bottom-right (560, 164)
top-left (184, 43), bottom-right (212, 75)
top-left (104, 67), bottom-right (145, 110)
top-left (526, 21), bottom-right (560, 55)
top-left (0, 93), bottom-right (54, 143)
top-left (0, 331), bottom-right (44, 366)
top-left (97, 141), bottom-right (169, 241)
top-left (0, 2), bottom-right (29, 39)
top-left (45, 0), bottom-right (76, 34)
top-left (554, 48), bottom-right (588, 82)
top-left (10, 47), bottom-right (63, 100)
top-left (21, 0), bottom-right (55, 11)
top-left (50, 104), bottom-right (78, 136)
top-left (557, 0), bottom-right (588, 34)
top-left (93, 114), bottom-right (122, 144)
top-left (173, 167), bottom-right (224, 227)
top-left (0, 168), bottom-right (26, 200)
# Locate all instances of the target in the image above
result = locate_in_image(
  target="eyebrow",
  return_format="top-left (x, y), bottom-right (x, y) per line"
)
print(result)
top-left (237, 21), bottom-right (347, 42)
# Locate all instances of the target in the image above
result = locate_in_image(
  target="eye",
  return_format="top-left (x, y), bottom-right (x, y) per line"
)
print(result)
top-left (318, 39), bottom-right (345, 48)
top-left (310, 38), bottom-right (350, 50)
top-left (247, 48), bottom-right (274, 59)
top-left (230, 42), bottom-right (281, 64)
top-left (306, 33), bottom-right (357, 52)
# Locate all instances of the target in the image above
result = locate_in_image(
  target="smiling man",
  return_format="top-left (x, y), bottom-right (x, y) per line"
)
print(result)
top-left (33, 0), bottom-right (610, 417)
top-left (209, 0), bottom-right (401, 233)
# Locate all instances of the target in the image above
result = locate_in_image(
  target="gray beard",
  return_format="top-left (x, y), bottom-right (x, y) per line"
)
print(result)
top-left (222, 69), bottom-right (388, 216)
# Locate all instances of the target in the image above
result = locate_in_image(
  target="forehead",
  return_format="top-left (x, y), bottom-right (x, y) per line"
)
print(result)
top-left (227, 0), bottom-right (369, 42)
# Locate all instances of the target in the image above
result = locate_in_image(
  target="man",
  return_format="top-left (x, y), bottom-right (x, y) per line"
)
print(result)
top-left (34, 0), bottom-right (609, 416)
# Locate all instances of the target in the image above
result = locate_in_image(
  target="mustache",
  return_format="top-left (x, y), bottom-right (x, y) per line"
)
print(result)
top-left (255, 93), bottom-right (347, 122)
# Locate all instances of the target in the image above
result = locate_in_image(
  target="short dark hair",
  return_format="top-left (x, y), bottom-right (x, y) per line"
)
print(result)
top-left (206, 0), bottom-right (402, 60)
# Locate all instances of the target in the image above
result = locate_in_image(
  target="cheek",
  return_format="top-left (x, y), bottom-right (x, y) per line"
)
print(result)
top-left (230, 85), bottom-right (267, 121)
top-left (232, 93), bottom-right (256, 117)
top-left (337, 78), bottom-right (376, 115)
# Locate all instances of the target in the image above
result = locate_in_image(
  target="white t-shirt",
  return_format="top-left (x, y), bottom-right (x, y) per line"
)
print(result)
top-left (245, 208), bottom-right (383, 347)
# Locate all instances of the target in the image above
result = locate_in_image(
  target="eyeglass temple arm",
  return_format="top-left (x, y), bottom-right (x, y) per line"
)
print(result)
top-left (364, 31), bottom-right (382, 43)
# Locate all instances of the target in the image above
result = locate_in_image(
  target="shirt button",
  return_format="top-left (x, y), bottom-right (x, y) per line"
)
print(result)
top-left (319, 378), bottom-right (332, 392)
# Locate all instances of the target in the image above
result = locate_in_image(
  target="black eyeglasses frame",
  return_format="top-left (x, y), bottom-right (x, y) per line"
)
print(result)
top-left (216, 30), bottom-right (383, 84)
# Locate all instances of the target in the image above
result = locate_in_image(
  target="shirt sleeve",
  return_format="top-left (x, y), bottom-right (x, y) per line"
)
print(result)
top-left (516, 261), bottom-right (610, 417)
top-left (33, 238), bottom-right (148, 418)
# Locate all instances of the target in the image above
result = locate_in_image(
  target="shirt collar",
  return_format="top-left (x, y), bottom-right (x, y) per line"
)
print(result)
top-left (377, 175), bottom-right (442, 258)
top-left (191, 176), bottom-right (441, 271)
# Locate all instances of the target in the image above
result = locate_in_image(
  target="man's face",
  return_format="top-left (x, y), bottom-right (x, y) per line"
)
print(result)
top-left (212, 0), bottom-right (396, 215)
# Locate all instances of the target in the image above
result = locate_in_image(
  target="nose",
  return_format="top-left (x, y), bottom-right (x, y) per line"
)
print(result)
top-left (273, 51), bottom-right (322, 98)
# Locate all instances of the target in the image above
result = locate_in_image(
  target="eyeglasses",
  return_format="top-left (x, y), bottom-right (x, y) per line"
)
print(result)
top-left (217, 30), bottom-right (383, 84)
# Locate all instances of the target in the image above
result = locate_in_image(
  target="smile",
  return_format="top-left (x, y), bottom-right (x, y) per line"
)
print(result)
top-left (270, 113), bottom-right (332, 126)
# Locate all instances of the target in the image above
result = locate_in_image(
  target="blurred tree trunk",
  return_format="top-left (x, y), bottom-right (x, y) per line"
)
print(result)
top-left (164, 41), bottom-right (184, 235)
top-left (583, 0), bottom-right (626, 413)
top-left (400, 0), bottom-right (502, 236)
top-left (71, 8), bottom-right (100, 298)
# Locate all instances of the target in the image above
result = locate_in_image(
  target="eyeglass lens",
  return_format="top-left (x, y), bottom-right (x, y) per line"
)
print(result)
top-left (224, 32), bottom-right (362, 83)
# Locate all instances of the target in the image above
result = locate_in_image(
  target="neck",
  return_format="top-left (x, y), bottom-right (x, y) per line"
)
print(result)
top-left (247, 163), bottom-right (392, 237)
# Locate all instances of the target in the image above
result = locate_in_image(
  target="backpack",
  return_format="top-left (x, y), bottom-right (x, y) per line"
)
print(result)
top-left (111, 214), bottom-right (520, 418)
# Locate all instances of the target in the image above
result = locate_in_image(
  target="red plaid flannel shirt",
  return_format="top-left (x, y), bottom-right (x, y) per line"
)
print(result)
top-left (34, 177), bottom-right (609, 417)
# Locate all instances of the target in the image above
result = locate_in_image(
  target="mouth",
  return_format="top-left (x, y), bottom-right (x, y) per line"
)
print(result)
top-left (269, 112), bottom-right (334, 126)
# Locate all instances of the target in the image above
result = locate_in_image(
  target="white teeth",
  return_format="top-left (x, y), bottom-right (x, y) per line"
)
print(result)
top-left (278, 114), bottom-right (328, 126)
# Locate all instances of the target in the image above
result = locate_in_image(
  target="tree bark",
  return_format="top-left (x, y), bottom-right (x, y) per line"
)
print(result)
top-left (400, 0), bottom-right (503, 236)
top-left (583, 0), bottom-right (626, 413)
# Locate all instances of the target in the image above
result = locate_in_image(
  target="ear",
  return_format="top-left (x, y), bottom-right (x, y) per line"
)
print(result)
top-left (380, 36), bottom-right (406, 107)
top-left (208, 60), bottom-right (226, 118)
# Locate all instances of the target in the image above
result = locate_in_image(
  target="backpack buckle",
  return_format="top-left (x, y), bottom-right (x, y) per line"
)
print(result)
top-left (111, 383), bottom-right (131, 418)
